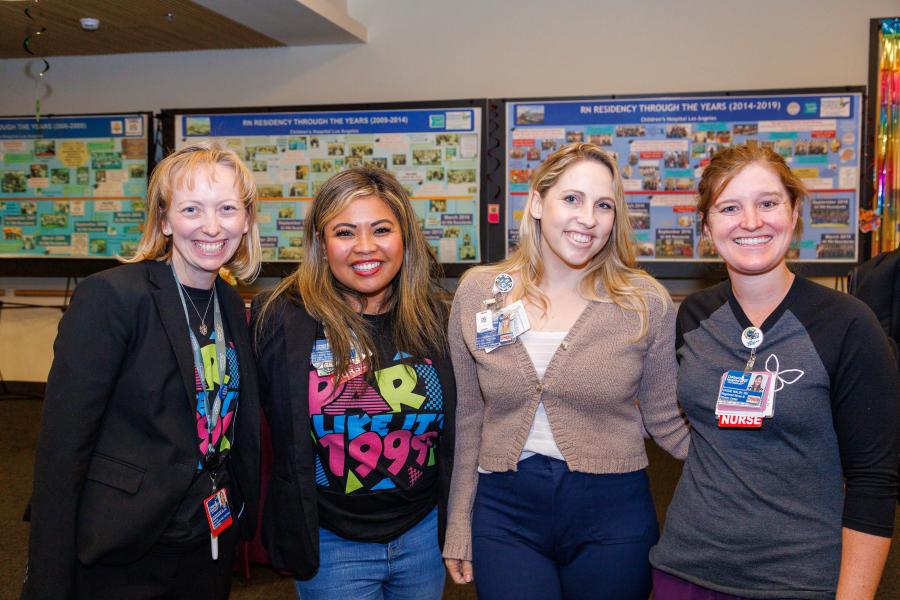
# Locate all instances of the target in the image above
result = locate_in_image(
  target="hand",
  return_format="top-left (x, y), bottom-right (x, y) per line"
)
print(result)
top-left (444, 558), bottom-right (474, 584)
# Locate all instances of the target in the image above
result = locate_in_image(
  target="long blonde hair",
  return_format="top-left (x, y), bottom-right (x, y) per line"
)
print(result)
top-left (258, 167), bottom-right (448, 380)
top-left (122, 142), bottom-right (261, 283)
top-left (467, 142), bottom-right (665, 338)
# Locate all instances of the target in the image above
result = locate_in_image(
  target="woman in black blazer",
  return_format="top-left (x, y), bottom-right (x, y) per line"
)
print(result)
top-left (22, 143), bottom-right (262, 600)
top-left (252, 167), bottom-right (456, 600)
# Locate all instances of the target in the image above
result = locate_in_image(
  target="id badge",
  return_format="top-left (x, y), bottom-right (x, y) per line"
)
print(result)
top-left (475, 300), bottom-right (531, 351)
top-left (204, 488), bottom-right (233, 536)
top-left (475, 328), bottom-right (501, 351)
top-left (475, 309), bottom-right (493, 333)
top-left (715, 370), bottom-right (775, 429)
top-left (311, 338), bottom-right (335, 376)
top-left (474, 313), bottom-right (514, 350)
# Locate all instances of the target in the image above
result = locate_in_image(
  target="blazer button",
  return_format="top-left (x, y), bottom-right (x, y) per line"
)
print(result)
top-left (535, 384), bottom-right (542, 392)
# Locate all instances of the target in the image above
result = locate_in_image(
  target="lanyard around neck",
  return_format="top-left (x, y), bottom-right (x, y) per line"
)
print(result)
top-left (171, 265), bottom-right (228, 458)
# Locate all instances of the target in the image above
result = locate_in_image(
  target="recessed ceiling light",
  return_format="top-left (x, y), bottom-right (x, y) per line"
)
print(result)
top-left (79, 17), bottom-right (100, 31)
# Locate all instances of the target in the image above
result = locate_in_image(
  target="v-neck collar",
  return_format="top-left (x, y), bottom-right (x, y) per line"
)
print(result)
top-left (513, 300), bottom-right (597, 386)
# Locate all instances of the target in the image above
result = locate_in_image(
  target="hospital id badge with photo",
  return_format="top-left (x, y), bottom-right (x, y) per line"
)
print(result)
top-left (715, 370), bottom-right (775, 428)
top-left (311, 338), bottom-right (335, 376)
top-left (204, 488), bottom-right (233, 537)
top-left (475, 300), bottom-right (530, 351)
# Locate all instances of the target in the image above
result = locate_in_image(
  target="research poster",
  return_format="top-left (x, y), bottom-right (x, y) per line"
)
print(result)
top-left (174, 106), bottom-right (482, 263)
top-left (0, 114), bottom-right (150, 258)
top-left (506, 92), bottom-right (863, 262)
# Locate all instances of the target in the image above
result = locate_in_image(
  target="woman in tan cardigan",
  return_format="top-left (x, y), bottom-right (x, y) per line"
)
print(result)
top-left (443, 143), bottom-right (689, 600)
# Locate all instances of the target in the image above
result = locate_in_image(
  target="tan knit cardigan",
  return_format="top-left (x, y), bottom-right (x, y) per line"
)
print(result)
top-left (442, 270), bottom-right (690, 561)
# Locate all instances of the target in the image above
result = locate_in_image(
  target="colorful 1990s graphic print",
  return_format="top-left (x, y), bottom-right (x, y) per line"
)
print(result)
top-left (309, 344), bottom-right (444, 495)
top-left (194, 334), bottom-right (240, 463)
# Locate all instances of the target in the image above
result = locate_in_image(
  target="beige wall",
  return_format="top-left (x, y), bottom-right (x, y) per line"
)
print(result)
top-left (0, 0), bottom-right (896, 113)
top-left (0, 0), bottom-right (893, 381)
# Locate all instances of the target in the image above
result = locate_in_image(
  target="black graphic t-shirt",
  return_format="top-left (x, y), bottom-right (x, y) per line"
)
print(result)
top-left (160, 283), bottom-right (240, 544)
top-left (309, 312), bottom-right (445, 543)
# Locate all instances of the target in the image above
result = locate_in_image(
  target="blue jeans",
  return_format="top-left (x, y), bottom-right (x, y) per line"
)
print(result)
top-left (294, 508), bottom-right (444, 600)
top-left (472, 455), bottom-right (659, 600)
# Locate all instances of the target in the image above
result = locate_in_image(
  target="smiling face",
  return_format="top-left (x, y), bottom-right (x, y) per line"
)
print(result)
top-left (162, 164), bottom-right (249, 289)
top-left (529, 159), bottom-right (616, 275)
top-left (704, 162), bottom-right (799, 278)
top-left (322, 194), bottom-right (404, 313)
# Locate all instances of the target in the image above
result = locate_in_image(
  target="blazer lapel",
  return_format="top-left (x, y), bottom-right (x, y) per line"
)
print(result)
top-left (217, 280), bottom-right (260, 502)
top-left (148, 260), bottom-right (199, 413)
top-left (218, 279), bottom-right (247, 367)
top-left (217, 278), bottom-right (256, 402)
top-left (283, 302), bottom-right (318, 468)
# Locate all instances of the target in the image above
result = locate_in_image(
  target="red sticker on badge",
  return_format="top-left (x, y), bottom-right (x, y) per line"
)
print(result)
top-left (718, 414), bottom-right (763, 428)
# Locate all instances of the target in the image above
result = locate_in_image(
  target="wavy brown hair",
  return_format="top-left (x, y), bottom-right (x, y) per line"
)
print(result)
top-left (258, 167), bottom-right (448, 380)
top-left (122, 141), bottom-right (261, 282)
top-left (465, 142), bottom-right (665, 338)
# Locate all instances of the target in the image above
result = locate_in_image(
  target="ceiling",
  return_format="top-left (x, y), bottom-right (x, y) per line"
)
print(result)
top-left (0, 0), bottom-right (367, 59)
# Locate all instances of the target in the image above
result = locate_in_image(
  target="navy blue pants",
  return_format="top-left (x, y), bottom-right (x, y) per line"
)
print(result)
top-left (471, 454), bottom-right (658, 600)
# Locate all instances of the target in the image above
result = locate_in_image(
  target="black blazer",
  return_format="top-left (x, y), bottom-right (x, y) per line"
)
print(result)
top-left (22, 261), bottom-right (259, 600)
top-left (251, 292), bottom-right (456, 580)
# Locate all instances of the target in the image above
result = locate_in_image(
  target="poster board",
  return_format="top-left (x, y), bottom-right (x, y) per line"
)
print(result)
top-left (504, 90), bottom-right (864, 275)
top-left (166, 101), bottom-right (485, 273)
top-left (0, 113), bottom-right (152, 265)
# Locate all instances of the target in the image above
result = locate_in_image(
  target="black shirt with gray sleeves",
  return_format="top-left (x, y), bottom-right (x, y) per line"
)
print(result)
top-left (650, 276), bottom-right (900, 599)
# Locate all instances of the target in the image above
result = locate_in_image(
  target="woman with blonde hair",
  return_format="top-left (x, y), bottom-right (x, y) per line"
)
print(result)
top-left (443, 142), bottom-right (689, 599)
top-left (252, 167), bottom-right (455, 600)
top-left (23, 142), bottom-right (262, 599)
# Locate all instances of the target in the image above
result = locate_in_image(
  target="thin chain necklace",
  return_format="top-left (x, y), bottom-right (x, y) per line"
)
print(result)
top-left (180, 282), bottom-right (215, 336)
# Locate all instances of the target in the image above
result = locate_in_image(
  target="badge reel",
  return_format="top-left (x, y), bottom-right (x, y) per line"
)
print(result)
top-left (715, 326), bottom-right (775, 429)
top-left (493, 272), bottom-right (513, 295)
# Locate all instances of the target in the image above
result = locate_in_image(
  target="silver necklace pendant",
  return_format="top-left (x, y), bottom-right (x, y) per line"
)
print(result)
top-left (181, 282), bottom-right (214, 336)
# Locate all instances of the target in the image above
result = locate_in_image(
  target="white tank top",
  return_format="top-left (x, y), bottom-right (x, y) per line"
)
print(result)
top-left (518, 329), bottom-right (567, 462)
